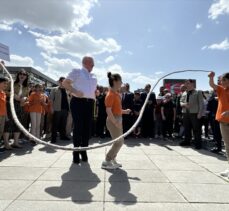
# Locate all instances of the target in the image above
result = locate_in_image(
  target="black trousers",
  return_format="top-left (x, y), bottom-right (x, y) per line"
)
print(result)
top-left (70, 97), bottom-right (94, 158)
top-left (141, 109), bottom-right (154, 138)
top-left (96, 113), bottom-right (107, 137)
top-left (162, 117), bottom-right (174, 138)
top-left (52, 110), bottom-right (68, 140)
top-left (200, 116), bottom-right (209, 137)
top-left (209, 116), bottom-right (222, 150)
top-left (123, 114), bottom-right (133, 134)
top-left (183, 113), bottom-right (202, 147)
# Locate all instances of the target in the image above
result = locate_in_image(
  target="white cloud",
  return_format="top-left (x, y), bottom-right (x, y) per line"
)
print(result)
top-left (17, 30), bottom-right (22, 35)
top-left (104, 56), bottom-right (115, 63)
top-left (6, 54), bottom-right (43, 72)
top-left (105, 65), bottom-right (160, 88)
top-left (195, 23), bottom-right (202, 30)
top-left (8, 54), bottom-right (35, 66)
top-left (202, 38), bottom-right (229, 50)
top-left (147, 44), bottom-right (154, 49)
top-left (155, 71), bottom-right (164, 75)
top-left (41, 53), bottom-right (80, 79)
top-left (9, 53), bottom-right (159, 89)
top-left (0, 21), bottom-right (12, 31)
top-left (208, 0), bottom-right (229, 20)
top-left (125, 51), bottom-right (133, 56)
top-left (30, 30), bottom-right (121, 58)
top-left (0, 0), bottom-right (97, 32)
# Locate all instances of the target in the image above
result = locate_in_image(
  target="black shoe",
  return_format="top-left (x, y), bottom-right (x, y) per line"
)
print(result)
top-left (60, 136), bottom-right (71, 141)
top-left (30, 140), bottom-right (37, 146)
top-left (179, 140), bottom-right (191, 146)
top-left (73, 152), bottom-right (80, 164)
top-left (80, 151), bottom-right (88, 162)
top-left (211, 148), bottom-right (222, 153)
top-left (195, 145), bottom-right (202, 150)
top-left (51, 139), bottom-right (56, 143)
top-left (0, 148), bottom-right (5, 153)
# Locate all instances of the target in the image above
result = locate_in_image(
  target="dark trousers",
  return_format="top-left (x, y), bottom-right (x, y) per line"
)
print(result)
top-left (123, 114), bottom-right (133, 135)
top-left (200, 116), bottom-right (209, 137)
top-left (142, 110), bottom-right (154, 138)
top-left (183, 113), bottom-right (202, 147)
top-left (174, 115), bottom-right (183, 134)
top-left (96, 113), bottom-right (107, 138)
top-left (162, 117), bottom-right (174, 138)
top-left (210, 117), bottom-right (222, 150)
top-left (52, 110), bottom-right (68, 140)
top-left (70, 97), bottom-right (94, 160)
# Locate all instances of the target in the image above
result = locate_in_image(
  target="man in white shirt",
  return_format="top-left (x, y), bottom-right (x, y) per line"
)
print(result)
top-left (63, 56), bottom-right (97, 164)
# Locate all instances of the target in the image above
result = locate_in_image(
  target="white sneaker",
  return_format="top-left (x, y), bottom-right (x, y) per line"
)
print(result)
top-left (220, 169), bottom-right (229, 177)
top-left (101, 161), bottom-right (119, 170)
top-left (112, 159), bottom-right (122, 168)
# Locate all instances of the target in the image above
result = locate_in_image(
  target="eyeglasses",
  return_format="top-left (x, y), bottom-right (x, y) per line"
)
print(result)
top-left (19, 73), bottom-right (27, 76)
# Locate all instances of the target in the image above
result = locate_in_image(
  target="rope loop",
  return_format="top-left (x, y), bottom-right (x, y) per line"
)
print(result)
top-left (0, 63), bottom-right (210, 151)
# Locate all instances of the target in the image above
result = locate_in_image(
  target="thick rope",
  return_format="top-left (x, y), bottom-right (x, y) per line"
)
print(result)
top-left (0, 63), bottom-right (210, 151)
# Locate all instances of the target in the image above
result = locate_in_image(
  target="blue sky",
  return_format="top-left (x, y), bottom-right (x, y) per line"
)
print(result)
top-left (0, 0), bottom-right (229, 92)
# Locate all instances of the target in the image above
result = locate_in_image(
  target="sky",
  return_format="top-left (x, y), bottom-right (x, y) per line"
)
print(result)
top-left (0, 0), bottom-right (229, 92)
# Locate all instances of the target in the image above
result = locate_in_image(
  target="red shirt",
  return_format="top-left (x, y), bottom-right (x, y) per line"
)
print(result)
top-left (0, 91), bottom-right (7, 116)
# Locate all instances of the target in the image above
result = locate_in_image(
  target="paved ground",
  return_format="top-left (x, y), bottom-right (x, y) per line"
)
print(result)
top-left (0, 138), bottom-right (229, 211)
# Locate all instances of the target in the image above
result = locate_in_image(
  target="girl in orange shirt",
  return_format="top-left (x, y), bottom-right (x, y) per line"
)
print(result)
top-left (209, 72), bottom-right (229, 178)
top-left (101, 72), bottom-right (131, 170)
top-left (28, 84), bottom-right (47, 140)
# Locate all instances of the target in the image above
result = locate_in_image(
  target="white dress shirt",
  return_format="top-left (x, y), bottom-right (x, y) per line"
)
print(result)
top-left (66, 67), bottom-right (97, 100)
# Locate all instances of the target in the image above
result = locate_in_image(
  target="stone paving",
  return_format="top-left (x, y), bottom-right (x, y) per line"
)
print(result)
top-left (0, 138), bottom-right (229, 211)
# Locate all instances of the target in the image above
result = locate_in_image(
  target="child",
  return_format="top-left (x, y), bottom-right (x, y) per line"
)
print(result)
top-left (209, 72), bottom-right (229, 178)
top-left (161, 93), bottom-right (176, 140)
top-left (28, 84), bottom-right (47, 140)
top-left (0, 76), bottom-right (9, 149)
top-left (101, 72), bottom-right (131, 170)
top-left (133, 92), bottom-right (143, 138)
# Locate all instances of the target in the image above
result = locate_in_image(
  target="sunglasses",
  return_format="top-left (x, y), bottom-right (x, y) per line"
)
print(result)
top-left (19, 73), bottom-right (27, 76)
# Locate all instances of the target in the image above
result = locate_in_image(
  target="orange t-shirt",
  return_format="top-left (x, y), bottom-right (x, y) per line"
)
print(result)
top-left (0, 91), bottom-right (7, 116)
top-left (28, 92), bottom-right (45, 113)
top-left (105, 90), bottom-right (122, 116)
top-left (216, 85), bottom-right (229, 123)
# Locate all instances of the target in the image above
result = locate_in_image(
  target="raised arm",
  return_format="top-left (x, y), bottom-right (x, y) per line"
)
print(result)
top-left (208, 72), bottom-right (217, 90)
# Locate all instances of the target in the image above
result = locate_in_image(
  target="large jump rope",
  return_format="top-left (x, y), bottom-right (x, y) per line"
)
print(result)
top-left (0, 63), bottom-right (211, 151)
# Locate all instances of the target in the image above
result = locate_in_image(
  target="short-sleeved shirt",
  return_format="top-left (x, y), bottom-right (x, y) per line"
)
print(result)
top-left (28, 92), bottom-right (45, 113)
top-left (0, 91), bottom-right (7, 116)
top-left (66, 67), bottom-right (97, 100)
top-left (105, 90), bottom-right (122, 116)
top-left (216, 85), bottom-right (229, 123)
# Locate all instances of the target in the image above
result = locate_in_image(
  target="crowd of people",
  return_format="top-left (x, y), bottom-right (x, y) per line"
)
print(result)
top-left (0, 57), bottom-right (229, 172)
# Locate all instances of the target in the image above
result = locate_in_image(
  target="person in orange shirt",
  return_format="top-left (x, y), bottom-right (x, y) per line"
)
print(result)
top-left (101, 72), bottom-right (131, 170)
top-left (28, 84), bottom-right (47, 140)
top-left (0, 76), bottom-right (9, 149)
top-left (209, 72), bottom-right (229, 178)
